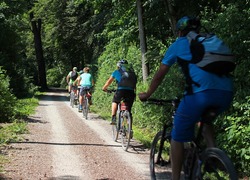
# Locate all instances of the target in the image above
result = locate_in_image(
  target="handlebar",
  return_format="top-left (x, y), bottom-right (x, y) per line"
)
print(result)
top-left (102, 89), bottom-right (116, 93)
top-left (144, 98), bottom-right (180, 107)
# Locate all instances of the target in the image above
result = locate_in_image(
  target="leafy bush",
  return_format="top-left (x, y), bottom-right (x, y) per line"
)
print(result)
top-left (0, 67), bottom-right (17, 122)
top-left (46, 67), bottom-right (66, 88)
top-left (216, 97), bottom-right (250, 177)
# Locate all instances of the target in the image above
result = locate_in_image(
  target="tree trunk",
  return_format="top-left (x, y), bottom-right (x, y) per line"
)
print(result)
top-left (30, 12), bottom-right (47, 90)
top-left (136, 0), bottom-right (149, 82)
top-left (164, 0), bottom-right (178, 36)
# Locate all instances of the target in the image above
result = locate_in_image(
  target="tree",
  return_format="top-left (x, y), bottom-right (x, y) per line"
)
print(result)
top-left (137, 0), bottom-right (149, 82)
top-left (30, 11), bottom-right (47, 90)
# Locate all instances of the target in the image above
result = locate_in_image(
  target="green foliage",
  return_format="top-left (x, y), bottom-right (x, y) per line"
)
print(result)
top-left (0, 67), bottom-right (17, 122)
top-left (0, 120), bottom-right (27, 144)
top-left (46, 67), bottom-right (65, 88)
top-left (14, 98), bottom-right (39, 119)
top-left (216, 97), bottom-right (250, 177)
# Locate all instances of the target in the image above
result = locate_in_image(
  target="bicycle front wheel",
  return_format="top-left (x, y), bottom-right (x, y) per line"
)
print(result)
top-left (120, 110), bottom-right (132, 151)
top-left (112, 112), bottom-right (120, 142)
top-left (82, 97), bottom-right (89, 119)
top-left (192, 147), bottom-right (238, 180)
top-left (150, 131), bottom-right (172, 180)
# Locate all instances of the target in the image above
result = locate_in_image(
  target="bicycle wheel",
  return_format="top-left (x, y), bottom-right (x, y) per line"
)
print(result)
top-left (112, 111), bottom-right (120, 142)
top-left (150, 130), bottom-right (172, 180)
top-left (70, 91), bottom-right (75, 108)
top-left (120, 110), bottom-right (131, 151)
top-left (192, 148), bottom-right (238, 180)
top-left (82, 96), bottom-right (89, 119)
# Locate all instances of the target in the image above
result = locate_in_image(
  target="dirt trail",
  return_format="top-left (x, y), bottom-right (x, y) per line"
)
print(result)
top-left (0, 89), bottom-right (151, 180)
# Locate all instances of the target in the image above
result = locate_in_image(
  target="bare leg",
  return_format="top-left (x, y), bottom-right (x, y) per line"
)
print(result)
top-left (112, 102), bottom-right (118, 116)
top-left (171, 140), bottom-right (184, 180)
top-left (202, 124), bottom-right (215, 147)
top-left (79, 95), bottom-right (83, 106)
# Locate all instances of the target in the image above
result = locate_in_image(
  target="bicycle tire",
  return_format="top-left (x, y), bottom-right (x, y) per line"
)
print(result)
top-left (192, 147), bottom-right (238, 180)
top-left (112, 111), bottom-right (120, 142)
top-left (150, 130), bottom-right (172, 180)
top-left (82, 96), bottom-right (89, 119)
top-left (121, 110), bottom-right (131, 151)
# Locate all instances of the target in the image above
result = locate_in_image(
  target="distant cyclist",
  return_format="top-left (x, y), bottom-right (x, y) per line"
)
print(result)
top-left (138, 16), bottom-right (233, 180)
top-left (66, 67), bottom-right (78, 94)
top-left (78, 67), bottom-right (94, 111)
top-left (74, 70), bottom-right (84, 100)
top-left (102, 59), bottom-right (137, 129)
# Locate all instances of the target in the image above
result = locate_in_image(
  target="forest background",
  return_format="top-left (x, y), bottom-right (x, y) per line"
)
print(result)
top-left (0, 0), bottom-right (249, 178)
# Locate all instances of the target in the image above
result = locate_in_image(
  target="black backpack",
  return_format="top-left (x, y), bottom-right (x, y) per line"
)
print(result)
top-left (70, 71), bottom-right (78, 81)
top-left (118, 64), bottom-right (137, 89)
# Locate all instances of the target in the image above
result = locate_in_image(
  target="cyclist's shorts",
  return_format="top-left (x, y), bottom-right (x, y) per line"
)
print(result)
top-left (113, 89), bottom-right (135, 112)
top-left (171, 89), bottom-right (233, 142)
top-left (80, 86), bottom-right (92, 96)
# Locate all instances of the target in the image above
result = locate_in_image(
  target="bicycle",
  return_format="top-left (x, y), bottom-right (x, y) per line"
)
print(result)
top-left (105, 89), bottom-right (132, 151)
top-left (144, 98), bottom-right (238, 180)
top-left (70, 85), bottom-right (78, 108)
top-left (81, 87), bottom-right (92, 120)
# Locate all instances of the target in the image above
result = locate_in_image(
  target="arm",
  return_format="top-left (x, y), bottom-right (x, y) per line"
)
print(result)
top-left (66, 75), bottom-right (70, 84)
top-left (102, 76), bottom-right (115, 91)
top-left (139, 63), bottom-right (170, 100)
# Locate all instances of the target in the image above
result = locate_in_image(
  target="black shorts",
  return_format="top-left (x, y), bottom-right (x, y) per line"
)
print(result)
top-left (112, 89), bottom-right (135, 112)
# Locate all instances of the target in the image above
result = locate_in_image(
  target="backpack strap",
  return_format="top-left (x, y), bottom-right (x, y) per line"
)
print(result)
top-left (177, 58), bottom-right (200, 94)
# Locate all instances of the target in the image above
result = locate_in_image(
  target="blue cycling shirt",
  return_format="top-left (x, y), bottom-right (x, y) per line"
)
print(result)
top-left (162, 37), bottom-right (233, 93)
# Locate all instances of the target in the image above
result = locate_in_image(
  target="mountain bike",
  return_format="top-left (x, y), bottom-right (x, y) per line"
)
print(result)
top-left (144, 98), bottom-right (238, 180)
top-left (70, 85), bottom-right (78, 108)
top-left (81, 87), bottom-right (92, 120)
top-left (105, 89), bottom-right (132, 151)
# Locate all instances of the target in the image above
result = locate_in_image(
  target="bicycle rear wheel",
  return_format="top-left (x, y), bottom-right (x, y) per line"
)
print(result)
top-left (82, 96), bottom-right (89, 119)
top-left (121, 110), bottom-right (131, 151)
top-left (150, 131), bottom-right (172, 180)
top-left (192, 147), bottom-right (238, 180)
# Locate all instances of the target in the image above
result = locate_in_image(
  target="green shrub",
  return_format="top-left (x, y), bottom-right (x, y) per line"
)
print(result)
top-left (0, 67), bottom-right (17, 123)
top-left (216, 96), bottom-right (250, 177)
top-left (47, 67), bottom-right (65, 88)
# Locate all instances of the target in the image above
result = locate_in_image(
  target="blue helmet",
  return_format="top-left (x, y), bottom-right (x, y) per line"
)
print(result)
top-left (176, 16), bottom-right (201, 31)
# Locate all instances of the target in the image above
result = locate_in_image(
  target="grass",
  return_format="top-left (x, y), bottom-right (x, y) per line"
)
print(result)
top-left (0, 96), bottom-right (39, 172)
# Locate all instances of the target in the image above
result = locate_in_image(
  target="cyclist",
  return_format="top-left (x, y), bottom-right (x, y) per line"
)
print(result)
top-left (102, 59), bottom-right (137, 132)
top-left (138, 16), bottom-right (233, 180)
top-left (78, 67), bottom-right (94, 112)
top-left (66, 67), bottom-right (78, 94)
top-left (74, 70), bottom-right (84, 101)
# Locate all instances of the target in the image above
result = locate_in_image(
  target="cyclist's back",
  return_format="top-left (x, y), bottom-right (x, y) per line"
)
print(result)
top-left (102, 59), bottom-right (137, 125)
top-left (139, 16), bottom-right (234, 180)
top-left (78, 67), bottom-right (94, 111)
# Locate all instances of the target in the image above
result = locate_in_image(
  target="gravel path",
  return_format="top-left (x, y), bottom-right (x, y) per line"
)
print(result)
top-left (0, 90), bottom-right (151, 180)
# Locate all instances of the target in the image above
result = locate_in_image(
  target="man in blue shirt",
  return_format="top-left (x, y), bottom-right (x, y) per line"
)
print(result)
top-left (139, 16), bottom-right (233, 180)
top-left (102, 60), bottom-right (137, 126)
